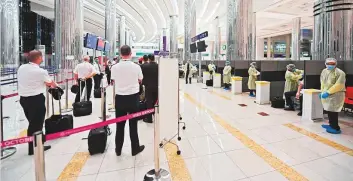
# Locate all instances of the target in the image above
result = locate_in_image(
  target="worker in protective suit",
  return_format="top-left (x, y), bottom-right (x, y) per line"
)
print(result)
top-left (248, 62), bottom-right (260, 97)
top-left (320, 58), bottom-right (346, 134)
top-left (184, 61), bottom-right (193, 84)
top-left (208, 62), bottom-right (216, 78)
top-left (223, 63), bottom-right (232, 90)
top-left (284, 64), bottom-right (304, 111)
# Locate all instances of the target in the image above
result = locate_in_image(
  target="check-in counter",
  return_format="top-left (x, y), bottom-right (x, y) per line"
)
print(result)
top-left (203, 71), bottom-right (210, 84)
top-left (302, 89), bottom-right (323, 122)
top-left (255, 81), bottom-right (271, 105)
top-left (231, 76), bottom-right (242, 94)
top-left (213, 73), bottom-right (222, 88)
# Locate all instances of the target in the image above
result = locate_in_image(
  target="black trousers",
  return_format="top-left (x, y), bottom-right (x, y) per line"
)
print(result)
top-left (249, 90), bottom-right (256, 95)
top-left (106, 72), bottom-right (111, 85)
top-left (327, 111), bottom-right (340, 131)
top-left (20, 94), bottom-right (46, 154)
top-left (299, 95), bottom-right (303, 112)
top-left (115, 94), bottom-right (140, 153)
top-left (185, 70), bottom-right (191, 84)
top-left (224, 83), bottom-right (230, 89)
top-left (284, 91), bottom-right (297, 108)
top-left (75, 78), bottom-right (93, 103)
top-left (145, 87), bottom-right (158, 121)
top-left (93, 74), bottom-right (102, 89)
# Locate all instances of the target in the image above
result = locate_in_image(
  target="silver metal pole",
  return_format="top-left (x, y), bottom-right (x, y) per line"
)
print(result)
top-left (46, 88), bottom-right (50, 118)
top-left (99, 83), bottom-right (110, 119)
top-left (144, 106), bottom-right (170, 181)
top-left (33, 131), bottom-right (46, 181)
top-left (108, 83), bottom-right (115, 112)
top-left (61, 79), bottom-right (72, 113)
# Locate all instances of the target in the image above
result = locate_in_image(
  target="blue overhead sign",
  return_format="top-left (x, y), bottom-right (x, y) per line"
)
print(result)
top-left (191, 31), bottom-right (208, 42)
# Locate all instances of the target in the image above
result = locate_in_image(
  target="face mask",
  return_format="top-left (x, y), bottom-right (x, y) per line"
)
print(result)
top-left (326, 65), bottom-right (335, 70)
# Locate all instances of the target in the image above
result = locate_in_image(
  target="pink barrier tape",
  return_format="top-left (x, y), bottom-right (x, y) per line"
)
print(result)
top-left (0, 108), bottom-right (155, 148)
top-left (2, 93), bottom-right (19, 99)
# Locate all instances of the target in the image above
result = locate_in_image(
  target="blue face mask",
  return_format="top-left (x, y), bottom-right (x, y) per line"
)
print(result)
top-left (326, 65), bottom-right (335, 70)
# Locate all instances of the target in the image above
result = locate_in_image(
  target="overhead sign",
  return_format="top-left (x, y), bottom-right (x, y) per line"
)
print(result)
top-left (191, 31), bottom-right (208, 42)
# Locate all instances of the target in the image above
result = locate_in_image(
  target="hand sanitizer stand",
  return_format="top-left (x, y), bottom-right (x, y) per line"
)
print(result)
top-left (255, 81), bottom-right (271, 105)
top-left (302, 89), bottom-right (323, 122)
top-left (231, 77), bottom-right (242, 94)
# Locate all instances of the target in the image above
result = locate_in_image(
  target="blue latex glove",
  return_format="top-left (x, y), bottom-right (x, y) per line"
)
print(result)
top-left (320, 92), bottom-right (330, 99)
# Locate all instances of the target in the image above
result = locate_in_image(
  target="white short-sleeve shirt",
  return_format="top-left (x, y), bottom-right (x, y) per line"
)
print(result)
top-left (74, 61), bottom-right (97, 78)
top-left (111, 60), bottom-right (143, 95)
top-left (17, 63), bottom-right (52, 97)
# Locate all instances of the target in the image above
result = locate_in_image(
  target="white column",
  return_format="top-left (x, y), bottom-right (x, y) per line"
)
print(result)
top-left (267, 37), bottom-right (272, 59)
top-left (126, 29), bottom-right (130, 46)
top-left (256, 38), bottom-right (264, 60)
top-left (292, 17), bottom-right (301, 60)
top-left (285, 34), bottom-right (291, 59)
top-left (120, 16), bottom-right (126, 46)
top-left (169, 15), bottom-right (178, 57)
top-left (105, 0), bottom-right (116, 60)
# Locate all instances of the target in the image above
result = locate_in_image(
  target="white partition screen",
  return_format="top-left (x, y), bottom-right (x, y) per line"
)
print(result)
top-left (159, 58), bottom-right (179, 140)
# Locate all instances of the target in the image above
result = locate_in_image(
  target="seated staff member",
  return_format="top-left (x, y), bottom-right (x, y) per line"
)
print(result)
top-left (320, 58), bottom-right (346, 134)
top-left (93, 57), bottom-right (103, 89)
top-left (73, 55), bottom-right (97, 103)
top-left (284, 64), bottom-right (303, 111)
top-left (18, 50), bottom-right (58, 155)
top-left (111, 45), bottom-right (145, 156)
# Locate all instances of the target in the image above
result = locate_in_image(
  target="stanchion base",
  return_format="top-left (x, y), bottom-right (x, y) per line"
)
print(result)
top-left (144, 169), bottom-right (170, 181)
top-left (61, 108), bottom-right (73, 113)
top-left (1, 147), bottom-right (17, 160)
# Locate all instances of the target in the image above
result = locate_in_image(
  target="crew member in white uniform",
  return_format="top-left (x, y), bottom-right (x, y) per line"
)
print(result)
top-left (73, 55), bottom-right (97, 102)
top-left (93, 57), bottom-right (103, 89)
top-left (111, 45), bottom-right (145, 156)
top-left (17, 50), bottom-right (58, 155)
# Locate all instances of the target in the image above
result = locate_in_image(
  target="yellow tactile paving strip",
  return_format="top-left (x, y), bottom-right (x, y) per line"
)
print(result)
top-left (184, 93), bottom-right (308, 181)
top-left (208, 90), bottom-right (231, 100)
top-left (163, 142), bottom-right (192, 181)
top-left (284, 123), bottom-right (353, 156)
top-left (57, 152), bottom-right (90, 181)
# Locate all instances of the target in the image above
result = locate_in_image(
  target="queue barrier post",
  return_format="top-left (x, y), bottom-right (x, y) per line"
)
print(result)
top-left (0, 93), bottom-right (17, 160)
top-left (144, 105), bottom-right (170, 181)
top-left (108, 82), bottom-right (115, 112)
top-left (99, 83), bottom-right (110, 120)
top-left (33, 131), bottom-right (46, 181)
top-left (61, 79), bottom-right (73, 113)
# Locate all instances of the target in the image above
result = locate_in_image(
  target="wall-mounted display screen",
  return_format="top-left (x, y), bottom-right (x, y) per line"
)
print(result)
top-left (84, 33), bottom-right (98, 49)
top-left (190, 43), bottom-right (197, 53)
top-left (197, 41), bottom-right (207, 52)
top-left (104, 42), bottom-right (110, 52)
top-left (96, 38), bottom-right (105, 51)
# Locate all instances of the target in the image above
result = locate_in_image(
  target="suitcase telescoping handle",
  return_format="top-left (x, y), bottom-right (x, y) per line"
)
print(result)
top-left (50, 88), bottom-right (62, 115)
top-left (79, 79), bottom-right (88, 102)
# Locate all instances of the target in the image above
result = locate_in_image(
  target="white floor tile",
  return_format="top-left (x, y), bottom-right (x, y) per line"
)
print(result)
top-left (211, 133), bottom-right (246, 152)
top-left (249, 171), bottom-right (288, 181)
top-left (292, 164), bottom-right (329, 181)
top-left (99, 149), bottom-right (135, 173)
top-left (134, 144), bottom-right (167, 167)
top-left (200, 153), bottom-right (246, 181)
top-left (188, 136), bottom-right (222, 156)
top-left (184, 158), bottom-right (212, 181)
top-left (200, 122), bottom-right (228, 135)
top-left (178, 139), bottom-right (197, 159)
top-left (76, 174), bottom-right (97, 181)
top-left (226, 149), bottom-right (274, 177)
top-left (325, 152), bottom-right (353, 172)
top-left (96, 168), bottom-right (134, 181)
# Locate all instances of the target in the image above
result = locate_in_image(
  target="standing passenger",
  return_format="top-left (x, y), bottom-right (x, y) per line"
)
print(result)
top-left (143, 54), bottom-right (159, 123)
top-left (18, 50), bottom-right (58, 155)
top-left (320, 58), bottom-right (346, 134)
top-left (184, 60), bottom-right (192, 84)
top-left (73, 55), bottom-right (96, 103)
top-left (93, 57), bottom-right (103, 89)
top-left (248, 62), bottom-right (259, 97)
top-left (111, 45), bottom-right (145, 156)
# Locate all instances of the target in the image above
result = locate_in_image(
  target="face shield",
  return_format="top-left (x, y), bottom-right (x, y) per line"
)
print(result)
top-left (287, 64), bottom-right (296, 72)
top-left (325, 58), bottom-right (337, 70)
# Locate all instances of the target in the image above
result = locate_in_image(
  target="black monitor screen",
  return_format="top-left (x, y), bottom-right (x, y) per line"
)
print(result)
top-left (96, 38), bottom-right (105, 51)
top-left (197, 41), bottom-right (207, 52)
top-left (84, 33), bottom-right (98, 49)
top-left (190, 43), bottom-right (197, 53)
top-left (104, 42), bottom-right (110, 52)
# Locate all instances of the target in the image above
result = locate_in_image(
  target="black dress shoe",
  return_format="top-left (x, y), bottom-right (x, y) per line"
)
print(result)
top-left (284, 107), bottom-right (295, 111)
top-left (28, 145), bottom-right (51, 155)
top-left (143, 119), bottom-right (153, 124)
top-left (132, 145), bottom-right (145, 156)
top-left (115, 150), bottom-right (122, 156)
top-left (297, 112), bottom-right (302, 116)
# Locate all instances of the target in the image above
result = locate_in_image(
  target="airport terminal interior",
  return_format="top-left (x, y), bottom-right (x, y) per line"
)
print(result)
top-left (1, 0), bottom-right (353, 181)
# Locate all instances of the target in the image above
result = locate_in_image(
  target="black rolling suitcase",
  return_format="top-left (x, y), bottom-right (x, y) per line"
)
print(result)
top-left (88, 86), bottom-right (111, 155)
top-left (206, 79), bottom-right (213, 87)
top-left (73, 80), bottom-right (92, 117)
top-left (271, 97), bottom-right (285, 108)
top-left (45, 89), bottom-right (74, 134)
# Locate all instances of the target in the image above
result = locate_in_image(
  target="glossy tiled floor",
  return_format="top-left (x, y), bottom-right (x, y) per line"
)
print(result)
top-left (1, 79), bottom-right (353, 181)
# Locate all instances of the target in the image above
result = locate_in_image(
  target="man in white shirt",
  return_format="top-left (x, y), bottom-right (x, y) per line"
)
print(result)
top-left (93, 57), bottom-right (103, 90)
top-left (73, 55), bottom-right (97, 102)
top-left (111, 45), bottom-right (145, 156)
top-left (17, 50), bottom-right (58, 155)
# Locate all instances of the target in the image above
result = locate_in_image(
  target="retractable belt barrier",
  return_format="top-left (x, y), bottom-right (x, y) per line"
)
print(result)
top-left (0, 108), bottom-right (155, 148)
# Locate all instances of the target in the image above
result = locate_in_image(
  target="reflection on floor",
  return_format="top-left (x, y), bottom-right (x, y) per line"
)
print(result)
top-left (1, 79), bottom-right (353, 181)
